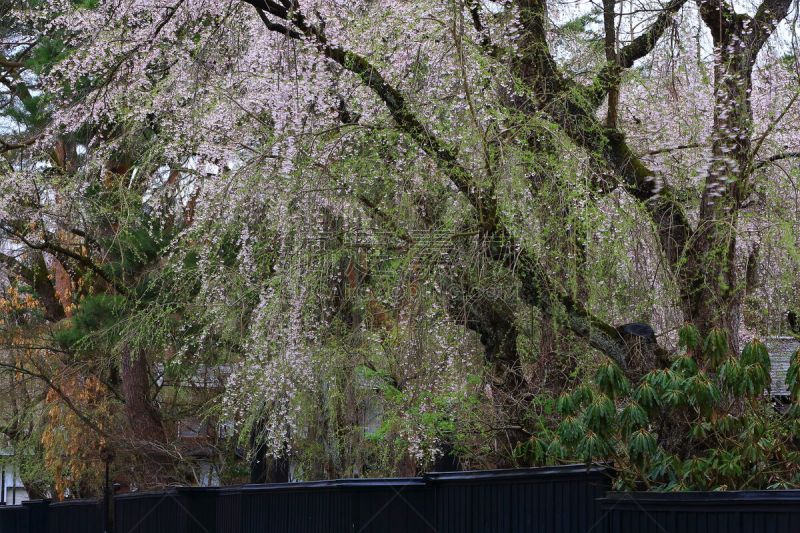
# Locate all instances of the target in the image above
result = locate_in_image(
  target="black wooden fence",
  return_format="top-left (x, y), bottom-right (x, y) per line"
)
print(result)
top-left (599, 490), bottom-right (800, 532)
top-left (3, 465), bottom-right (800, 532)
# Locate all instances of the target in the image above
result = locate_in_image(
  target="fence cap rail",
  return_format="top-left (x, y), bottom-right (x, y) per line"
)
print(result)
top-left (601, 489), bottom-right (800, 507)
top-left (174, 486), bottom-right (220, 494)
top-left (424, 464), bottom-right (612, 483)
top-left (239, 477), bottom-right (427, 492)
top-left (7, 464), bottom-right (611, 513)
top-left (47, 498), bottom-right (102, 507)
top-left (114, 490), bottom-right (174, 501)
top-left (21, 499), bottom-right (50, 506)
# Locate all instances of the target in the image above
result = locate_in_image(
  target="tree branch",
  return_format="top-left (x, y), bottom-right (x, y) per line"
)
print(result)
top-left (754, 150), bottom-right (800, 169)
top-left (247, 0), bottom-right (635, 369)
top-left (1, 223), bottom-right (131, 298)
top-left (645, 142), bottom-right (703, 156)
top-left (751, 0), bottom-right (792, 50)
top-left (0, 360), bottom-right (111, 439)
top-left (0, 250), bottom-right (66, 322)
top-left (696, 0), bottom-right (740, 44)
top-left (511, 0), bottom-right (694, 271)
top-left (0, 57), bottom-right (24, 69)
top-left (0, 133), bottom-right (41, 153)
top-left (589, 0), bottom-right (689, 107)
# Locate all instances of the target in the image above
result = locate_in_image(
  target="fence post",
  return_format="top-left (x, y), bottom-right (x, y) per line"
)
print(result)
top-left (102, 449), bottom-right (115, 533)
top-left (177, 486), bottom-right (219, 533)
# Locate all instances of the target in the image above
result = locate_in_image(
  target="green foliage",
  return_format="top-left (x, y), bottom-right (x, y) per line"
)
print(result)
top-left (584, 395), bottom-right (615, 434)
top-left (678, 324), bottom-right (700, 351)
top-left (102, 224), bottom-right (168, 284)
top-left (4, 94), bottom-right (50, 129)
top-left (25, 37), bottom-right (69, 75)
top-left (557, 416), bottom-right (585, 446)
top-left (522, 329), bottom-right (799, 490)
top-left (3, 0), bottom-right (799, 493)
top-left (556, 392), bottom-right (577, 416)
top-left (576, 431), bottom-right (612, 461)
top-left (560, 10), bottom-right (600, 34)
top-left (702, 327), bottom-right (729, 369)
top-left (595, 360), bottom-right (629, 399)
top-left (619, 402), bottom-right (648, 436)
top-left (627, 429), bottom-right (657, 464)
top-left (53, 294), bottom-right (127, 349)
top-left (670, 354), bottom-right (698, 377)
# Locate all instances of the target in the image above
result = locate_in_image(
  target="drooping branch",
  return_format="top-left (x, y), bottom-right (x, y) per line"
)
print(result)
top-left (0, 360), bottom-right (111, 439)
top-left (245, 0), bottom-right (636, 369)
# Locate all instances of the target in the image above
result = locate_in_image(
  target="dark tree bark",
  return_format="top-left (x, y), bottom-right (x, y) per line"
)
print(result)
top-left (0, 251), bottom-right (65, 322)
top-left (681, 0), bottom-right (792, 348)
top-left (120, 346), bottom-right (177, 487)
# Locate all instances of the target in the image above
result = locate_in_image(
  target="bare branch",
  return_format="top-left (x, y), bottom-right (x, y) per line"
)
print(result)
top-left (1, 222), bottom-right (131, 298)
top-left (589, 0), bottom-right (689, 108)
top-left (754, 151), bottom-right (800, 169)
top-left (645, 142), bottom-right (704, 156)
top-left (0, 133), bottom-right (41, 153)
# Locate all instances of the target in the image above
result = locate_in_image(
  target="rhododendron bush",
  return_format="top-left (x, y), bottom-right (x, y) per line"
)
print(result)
top-left (1, 0), bottom-right (799, 495)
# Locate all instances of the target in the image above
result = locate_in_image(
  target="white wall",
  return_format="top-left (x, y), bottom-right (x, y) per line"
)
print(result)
top-left (1, 464), bottom-right (28, 505)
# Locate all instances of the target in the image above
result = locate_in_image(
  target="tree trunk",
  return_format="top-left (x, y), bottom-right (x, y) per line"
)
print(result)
top-left (120, 346), bottom-right (174, 487)
top-left (680, 0), bottom-right (783, 350)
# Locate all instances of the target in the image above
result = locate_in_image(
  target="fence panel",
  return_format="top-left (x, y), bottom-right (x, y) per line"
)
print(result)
top-left (115, 490), bottom-right (188, 533)
top-left (342, 479), bottom-right (434, 533)
top-left (426, 465), bottom-right (612, 533)
top-left (21, 500), bottom-right (48, 533)
top-left (239, 481), bottom-right (352, 533)
top-left (215, 487), bottom-right (241, 533)
top-left (32, 464), bottom-right (800, 533)
top-left (600, 491), bottom-right (800, 533)
top-left (47, 499), bottom-right (102, 533)
top-left (0, 505), bottom-right (28, 533)
top-left (176, 487), bottom-right (218, 533)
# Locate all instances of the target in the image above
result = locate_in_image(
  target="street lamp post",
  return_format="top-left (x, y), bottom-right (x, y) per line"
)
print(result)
top-left (100, 447), bottom-right (115, 533)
